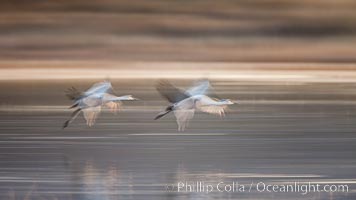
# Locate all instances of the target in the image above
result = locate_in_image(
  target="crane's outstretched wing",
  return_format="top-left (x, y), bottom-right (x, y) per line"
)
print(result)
top-left (104, 101), bottom-right (122, 113)
top-left (81, 95), bottom-right (102, 108)
top-left (186, 79), bottom-right (221, 99)
top-left (186, 80), bottom-right (210, 96)
top-left (65, 87), bottom-right (83, 101)
top-left (83, 106), bottom-right (101, 127)
top-left (195, 96), bottom-right (228, 117)
top-left (65, 81), bottom-right (112, 102)
top-left (156, 80), bottom-right (189, 103)
top-left (84, 81), bottom-right (112, 96)
top-left (173, 109), bottom-right (195, 131)
top-left (103, 93), bottom-right (137, 113)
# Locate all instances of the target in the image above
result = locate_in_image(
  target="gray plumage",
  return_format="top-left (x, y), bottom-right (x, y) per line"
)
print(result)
top-left (155, 80), bottom-right (236, 131)
top-left (63, 81), bottom-right (138, 128)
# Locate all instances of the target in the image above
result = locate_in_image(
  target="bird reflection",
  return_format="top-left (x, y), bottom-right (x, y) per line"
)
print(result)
top-left (155, 80), bottom-right (236, 131)
top-left (82, 161), bottom-right (121, 200)
top-left (63, 81), bottom-right (138, 128)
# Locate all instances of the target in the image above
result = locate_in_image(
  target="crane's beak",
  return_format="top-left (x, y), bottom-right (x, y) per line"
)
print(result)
top-left (232, 100), bottom-right (239, 104)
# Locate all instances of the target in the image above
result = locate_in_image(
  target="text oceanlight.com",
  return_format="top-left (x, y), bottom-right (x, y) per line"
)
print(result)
top-left (166, 181), bottom-right (349, 195)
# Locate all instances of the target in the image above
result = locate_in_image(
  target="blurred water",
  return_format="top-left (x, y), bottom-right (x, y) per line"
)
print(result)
top-left (0, 79), bottom-right (355, 199)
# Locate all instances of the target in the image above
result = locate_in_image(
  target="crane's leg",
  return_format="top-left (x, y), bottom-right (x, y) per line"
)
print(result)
top-left (154, 110), bottom-right (171, 120)
top-left (63, 108), bottom-right (81, 129)
top-left (176, 118), bottom-right (182, 131)
top-left (181, 121), bottom-right (186, 131)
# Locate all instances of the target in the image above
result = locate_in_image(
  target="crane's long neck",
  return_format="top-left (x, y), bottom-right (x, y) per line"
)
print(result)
top-left (108, 95), bottom-right (134, 101)
top-left (214, 101), bottom-right (229, 106)
top-left (215, 100), bottom-right (233, 106)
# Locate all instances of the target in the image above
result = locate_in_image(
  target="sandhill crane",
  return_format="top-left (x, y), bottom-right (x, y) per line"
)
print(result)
top-left (63, 81), bottom-right (138, 128)
top-left (155, 80), bottom-right (235, 131)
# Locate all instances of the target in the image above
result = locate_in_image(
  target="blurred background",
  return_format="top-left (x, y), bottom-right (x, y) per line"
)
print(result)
top-left (0, 0), bottom-right (356, 63)
top-left (0, 1), bottom-right (356, 200)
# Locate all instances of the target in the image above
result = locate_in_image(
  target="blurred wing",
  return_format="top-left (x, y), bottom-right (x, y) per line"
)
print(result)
top-left (105, 101), bottom-right (122, 113)
top-left (84, 81), bottom-right (111, 96)
top-left (81, 95), bottom-right (102, 107)
top-left (65, 87), bottom-right (83, 101)
top-left (186, 80), bottom-right (210, 96)
top-left (197, 105), bottom-right (227, 116)
top-left (173, 109), bottom-right (195, 131)
top-left (195, 96), bottom-right (227, 116)
top-left (66, 81), bottom-right (112, 102)
top-left (156, 80), bottom-right (189, 103)
top-left (83, 106), bottom-right (101, 127)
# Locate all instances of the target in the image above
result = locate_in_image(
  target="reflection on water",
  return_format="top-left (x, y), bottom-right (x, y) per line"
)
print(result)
top-left (82, 161), bottom-right (121, 199)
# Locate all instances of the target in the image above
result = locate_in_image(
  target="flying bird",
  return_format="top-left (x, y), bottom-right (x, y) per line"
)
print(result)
top-left (63, 81), bottom-right (138, 128)
top-left (155, 80), bottom-right (235, 131)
